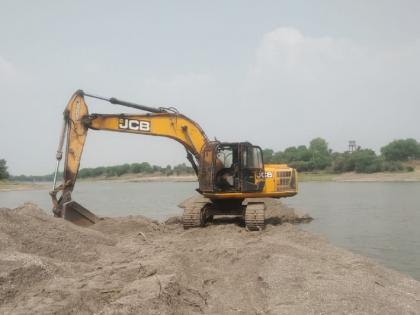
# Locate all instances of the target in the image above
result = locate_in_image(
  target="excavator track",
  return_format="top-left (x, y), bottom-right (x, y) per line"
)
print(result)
top-left (182, 202), bottom-right (209, 229)
top-left (244, 202), bottom-right (265, 231)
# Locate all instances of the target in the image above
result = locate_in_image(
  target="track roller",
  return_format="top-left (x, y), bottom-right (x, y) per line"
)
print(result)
top-left (244, 202), bottom-right (265, 231)
top-left (182, 203), bottom-right (208, 229)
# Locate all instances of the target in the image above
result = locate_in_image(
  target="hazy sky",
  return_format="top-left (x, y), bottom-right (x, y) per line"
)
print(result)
top-left (1, 0), bottom-right (419, 175)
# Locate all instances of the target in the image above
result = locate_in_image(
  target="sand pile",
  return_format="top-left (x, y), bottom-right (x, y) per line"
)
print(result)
top-left (0, 201), bottom-right (419, 314)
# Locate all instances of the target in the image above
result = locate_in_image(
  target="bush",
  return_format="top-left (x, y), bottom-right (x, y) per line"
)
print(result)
top-left (382, 161), bottom-right (404, 172)
top-left (332, 152), bottom-right (355, 173)
top-left (271, 138), bottom-right (332, 170)
top-left (289, 160), bottom-right (316, 172)
top-left (130, 162), bottom-right (153, 174)
top-left (173, 163), bottom-right (195, 175)
top-left (406, 166), bottom-right (415, 172)
top-left (0, 159), bottom-right (9, 180)
top-left (381, 139), bottom-right (420, 161)
top-left (262, 149), bottom-right (274, 163)
top-left (350, 149), bottom-right (382, 173)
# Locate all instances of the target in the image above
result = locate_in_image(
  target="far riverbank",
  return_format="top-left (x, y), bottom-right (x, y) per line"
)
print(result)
top-left (2, 166), bottom-right (420, 192)
top-left (299, 168), bottom-right (420, 182)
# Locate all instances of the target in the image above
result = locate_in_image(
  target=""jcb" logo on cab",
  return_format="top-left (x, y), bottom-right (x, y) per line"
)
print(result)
top-left (119, 119), bottom-right (151, 131)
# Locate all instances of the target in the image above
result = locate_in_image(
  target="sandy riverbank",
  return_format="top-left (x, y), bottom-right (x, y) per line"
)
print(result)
top-left (0, 200), bottom-right (419, 314)
top-left (0, 176), bottom-right (196, 192)
top-left (333, 168), bottom-right (420, 182)
top-left (0, 181), bottom-right (49, 192)
top-left (301, 161), bottom-right (420, 182)
top-left (299, 170), bottom-right (420, 182)
top-left (93, 174), bottom-right (197, 183)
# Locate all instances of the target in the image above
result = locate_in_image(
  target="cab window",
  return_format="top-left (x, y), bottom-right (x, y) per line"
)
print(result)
top-left (242, 146), bottom-right (263, 169)
top-left (216, 146), bottom-right (233, 168)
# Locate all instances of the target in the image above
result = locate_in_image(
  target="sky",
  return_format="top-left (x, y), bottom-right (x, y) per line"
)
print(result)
top-left (0, 0), bottom-right (419, 175)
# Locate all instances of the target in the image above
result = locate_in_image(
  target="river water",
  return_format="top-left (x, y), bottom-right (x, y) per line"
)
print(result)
top-left (1, 181), bottom-right (419, 280)
top-left (285, 182), bottom-right (420, 281)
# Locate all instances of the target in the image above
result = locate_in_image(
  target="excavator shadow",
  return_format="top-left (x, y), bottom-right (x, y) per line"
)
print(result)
top-left (208, 215), bottom-right (245, 227)
top-left (264, 217), bottom-right (283, 226)
top-left (264, 216), bottom-right (313, 226)
top-left (209, 216), bottom-right (286, 227)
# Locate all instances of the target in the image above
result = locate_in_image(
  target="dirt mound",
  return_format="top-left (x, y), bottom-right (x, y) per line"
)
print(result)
top-left (91, 215), bottom-right (161, 237)
top-left (0, 201), bottom-right (419, 314)
top-left (0, 203), bottom-right (114, 262)
top-left (261, 198), bottom-right (313, 224)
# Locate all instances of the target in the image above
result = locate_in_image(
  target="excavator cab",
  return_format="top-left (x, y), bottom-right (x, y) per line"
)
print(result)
top-left (198, 142), bottom-right (265, 194)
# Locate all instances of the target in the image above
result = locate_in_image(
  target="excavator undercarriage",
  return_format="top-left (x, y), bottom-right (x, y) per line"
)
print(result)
top-left (181, 199), bottom-right (265, 231)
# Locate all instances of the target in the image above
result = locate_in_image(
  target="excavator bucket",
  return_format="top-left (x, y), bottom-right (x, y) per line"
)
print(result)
top-left (62, 201), bottom-right (99, 226)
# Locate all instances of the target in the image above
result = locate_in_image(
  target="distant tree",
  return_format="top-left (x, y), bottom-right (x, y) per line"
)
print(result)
top-left (115, 164), bottom-right (130, 176)
top-left (289, 160), bottom-right (316, 172)
top-left (271, 151), bottom-right (285, 164)
top-left (309, 138), bottom-right (330, 155)
top-left (296, 145), bottom-right (312, 161)
top-left (308, 138), bottom-right (332, 170)
top-left (272, 145), bottom-right (310, 163)
top-left (351, 149), bottom-right (382, 173)
top-left (92, 166), bottom-right (106, 176)
top-left (173, 163), bottom-right (194, 175)
top-left (262, 149), bottom-right (274, 163)
top-left (152, 165), bottom-right (162, 173)
top-left (130, 162), bottom-right (153, 174)
top-left (267, 138), bottom-right (332, 171)
top-left (0, 159), bottom-right (9, 180)
top-left (281, 147), bottom-right (300, 162)
top-left (78, 168), bottom-right (93, 178)
top-left (381, 139), bottom-right (420, 161)
top-left (381, 161), bottom-right (404, 172)
top-left (332, 152), bottom-right (355, 173)
top-left (141, 162), bottom-right (153, 173)
top-left (164, 165), bottom-right (173, 176)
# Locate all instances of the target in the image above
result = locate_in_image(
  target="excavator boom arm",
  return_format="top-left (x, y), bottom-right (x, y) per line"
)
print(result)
top-left (50, 91), bottom-right (208, 224)
top-left (84, 113), bottom-right (207, 158)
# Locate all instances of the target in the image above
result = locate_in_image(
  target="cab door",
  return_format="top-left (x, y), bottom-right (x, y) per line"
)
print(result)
top-left (240, 144), bottom-right (265, 192)
top-left (198, 144), bottom-right (215, 192)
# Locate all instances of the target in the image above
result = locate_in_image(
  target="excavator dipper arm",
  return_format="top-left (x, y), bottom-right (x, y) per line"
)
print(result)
top-left (50, 90), bottom-right (208, 225)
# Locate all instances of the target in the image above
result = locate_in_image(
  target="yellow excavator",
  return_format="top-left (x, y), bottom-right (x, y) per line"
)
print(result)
top-left (50, 90), bottom-right (298, 230)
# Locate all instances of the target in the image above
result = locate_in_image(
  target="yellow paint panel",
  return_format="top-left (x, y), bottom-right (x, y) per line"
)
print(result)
top-left (87, 113), bottom-right (208, 158)
top-left (63, 93), bottom-right (89, 188)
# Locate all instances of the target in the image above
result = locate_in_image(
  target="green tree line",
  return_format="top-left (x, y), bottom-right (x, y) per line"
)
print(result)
top-left (3, 138), bottom-right (419, 181)
top-left (263, 138), bottom-right (420, 173)
top-left (9, 162), bottom-right (195, 182)
top-left (0, 159), bottom-right (9, 180)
